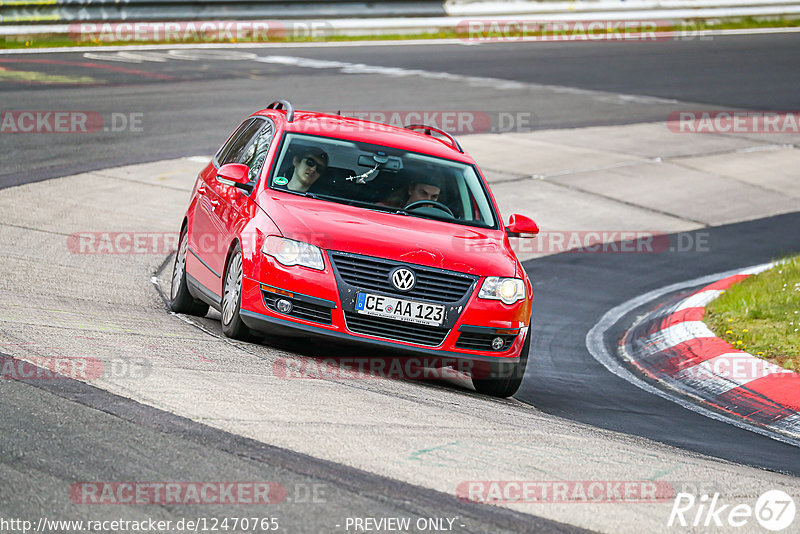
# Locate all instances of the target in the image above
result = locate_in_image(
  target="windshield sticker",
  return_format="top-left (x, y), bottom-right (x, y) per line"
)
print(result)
top-left (274, 176), bottom-right (289, 186)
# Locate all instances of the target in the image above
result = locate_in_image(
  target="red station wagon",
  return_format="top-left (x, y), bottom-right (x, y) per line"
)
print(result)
top-left (170, 100), bottom-right (539, 397)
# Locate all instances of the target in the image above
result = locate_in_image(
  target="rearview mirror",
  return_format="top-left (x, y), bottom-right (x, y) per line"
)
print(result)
top-left (217, 163), bottom-right (253, 192)
top-left (506, 214), bottom-right (539, 238)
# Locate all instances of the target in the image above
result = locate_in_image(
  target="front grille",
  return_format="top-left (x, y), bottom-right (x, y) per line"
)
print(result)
top-left (263, 292), bottom-right (333, 325)
top-left (344, 312), bottom-right (449, 347)
top-left (455, 332), bottom-right (516, 351)
top-left (330, 252), bottom-right (476, 302)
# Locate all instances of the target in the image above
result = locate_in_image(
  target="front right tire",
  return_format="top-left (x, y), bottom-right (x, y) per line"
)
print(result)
top-left (221, 243), bottom-right (251, 340)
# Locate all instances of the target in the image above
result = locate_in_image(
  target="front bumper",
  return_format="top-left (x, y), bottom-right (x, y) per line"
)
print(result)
top-left (239, 251), bottom-right (531, 362)
top-left (239, 308), bottom-right (524, 364)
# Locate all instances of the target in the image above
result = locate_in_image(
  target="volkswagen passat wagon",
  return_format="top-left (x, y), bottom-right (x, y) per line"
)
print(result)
top-left (170, 100), bottom-right (539, 397)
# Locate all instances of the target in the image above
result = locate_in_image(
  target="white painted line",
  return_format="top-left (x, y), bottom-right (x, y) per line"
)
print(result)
top-left (151, 272), bottom-right (252, 349)
top-left (0, 40), bottom-right (474, 55)
top-left (736, 144), bottom-right (786, 153)
top-left (640, 320), bottom-right (716, 356)
top-left (167, 49), bottom-right (259, 61)
top-left (674, 289), bottom-right (722, 311)
top-left (772, 412), bottom-right (800, 435)
top-left (255, 54), bottom-right (678, 105)
top-left (256, 54), bottom-right (524, 90)
top-left (82, 52), bottom-right (144, 64)
top-left (84, 51), bottom-right (170, 63)
top-left (585, 262), bottom-right (799, 446)
top-left (739, 263), bottom-right (776, 276)
top-left (677, 376), bottom-right (746, 397)
top-left (82, 49), bottom-right (261, 64)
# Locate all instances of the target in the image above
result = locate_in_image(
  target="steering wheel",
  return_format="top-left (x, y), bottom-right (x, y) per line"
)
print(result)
top-left (404, 200), bottom-right (455, 217)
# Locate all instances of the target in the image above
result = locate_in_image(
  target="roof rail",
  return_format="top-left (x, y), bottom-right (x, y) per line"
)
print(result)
top-left (404, 124), bottom-right (463, 153)
top-left (266, 100), bottom-right (295, 123)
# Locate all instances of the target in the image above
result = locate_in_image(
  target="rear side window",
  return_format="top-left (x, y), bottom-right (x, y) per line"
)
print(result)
top-left (216, 119), bottom-right (263, 166)
top-left (215, 119), bottom-right (253, 164)
top-left (239, 121), bottom-right (275, 181)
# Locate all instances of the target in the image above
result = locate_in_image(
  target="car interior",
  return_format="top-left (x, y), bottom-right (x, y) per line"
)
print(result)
top-left (271, 137), bottom-right (493, 227)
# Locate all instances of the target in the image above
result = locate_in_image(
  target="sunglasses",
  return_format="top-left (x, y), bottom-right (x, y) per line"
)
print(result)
top-left (303, 157), bottom-right (325, 170)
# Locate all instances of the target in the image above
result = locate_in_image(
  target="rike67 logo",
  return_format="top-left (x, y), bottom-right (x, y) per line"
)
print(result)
top-left (669, 490), bottom-right (796, 531)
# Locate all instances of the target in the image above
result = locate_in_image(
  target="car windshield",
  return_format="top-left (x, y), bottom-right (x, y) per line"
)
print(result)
top-left (269, 133), bottom-right (497, 228)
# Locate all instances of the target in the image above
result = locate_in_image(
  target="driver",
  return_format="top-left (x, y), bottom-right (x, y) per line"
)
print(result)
top-left (407, 180), bottom-right (441, 205)
top-left (382, 174), bottom-right (442, 208)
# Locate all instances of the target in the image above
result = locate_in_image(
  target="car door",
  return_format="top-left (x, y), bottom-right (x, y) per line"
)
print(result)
top-left (215, 118), bottom-right (276, 259)
top-left (188, 118), bottom-right (263, 299)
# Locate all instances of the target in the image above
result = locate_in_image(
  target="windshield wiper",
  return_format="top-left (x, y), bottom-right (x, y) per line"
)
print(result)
top-left (338, 197), bottom-right (409, 215)
top-left (289, 189), bottom-right (411, 215)
top-left (282, 189), bottom-right (319, 199)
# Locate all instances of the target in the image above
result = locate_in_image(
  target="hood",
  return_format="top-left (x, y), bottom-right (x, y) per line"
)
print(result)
top-left (260, 193), bottom-right (518, 277)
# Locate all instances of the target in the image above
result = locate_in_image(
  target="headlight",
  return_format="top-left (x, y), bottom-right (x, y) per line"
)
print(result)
top-left (262, 236), bottom-right (324, 270)
top-left (479, 277), bottom-right (525, 305)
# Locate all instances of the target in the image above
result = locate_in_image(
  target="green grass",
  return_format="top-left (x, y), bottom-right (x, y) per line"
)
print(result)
top-left (705, 255), bottom-right (800, 373)
top-left (2, 16), bottom-right (800, 49)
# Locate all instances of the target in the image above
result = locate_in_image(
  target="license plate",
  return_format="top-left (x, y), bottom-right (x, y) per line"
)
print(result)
top-left (355, 293), bottom-right (445, 327)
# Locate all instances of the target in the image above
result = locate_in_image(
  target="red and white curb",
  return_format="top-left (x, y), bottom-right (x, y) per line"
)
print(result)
top-left (622, 264), bottom-right (800, 440)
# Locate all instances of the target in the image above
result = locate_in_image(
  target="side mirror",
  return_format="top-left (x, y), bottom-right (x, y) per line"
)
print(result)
top-left (506, 214), bottom-right (539, 238)
top-left (217, 163), bottom-right (253, 193)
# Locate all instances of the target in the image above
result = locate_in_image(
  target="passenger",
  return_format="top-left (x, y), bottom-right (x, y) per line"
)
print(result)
top-left (281, 146), bottom-right (328, 192)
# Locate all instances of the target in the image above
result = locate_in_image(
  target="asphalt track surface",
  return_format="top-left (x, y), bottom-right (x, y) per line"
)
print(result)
top-left (1, 34), bottom-right (799, 529)
top-left (0, 363), bottom-right (576, 533)
top-left (1, 33), bottom-right (798, 188)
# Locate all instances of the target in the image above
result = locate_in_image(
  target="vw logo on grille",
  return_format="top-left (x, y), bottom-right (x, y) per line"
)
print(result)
top-left (391, 267), bottom-right (416, 291)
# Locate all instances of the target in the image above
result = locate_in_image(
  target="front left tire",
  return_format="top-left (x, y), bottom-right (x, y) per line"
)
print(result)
top-left (471, 328), bottom-right (531, 398)
top-left (169, 228), bottom-right (210, 317)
